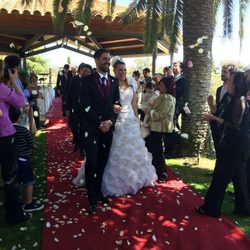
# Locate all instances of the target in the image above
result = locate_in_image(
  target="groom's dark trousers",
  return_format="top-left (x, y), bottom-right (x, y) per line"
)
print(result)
top-left (80, 72), bottom-right (120, 206)
top-left (83, 131), bottom-right (113, 205)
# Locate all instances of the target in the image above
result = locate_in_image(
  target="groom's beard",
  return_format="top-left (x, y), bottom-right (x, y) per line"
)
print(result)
top-left (99, 64), bottom-right (110, 73)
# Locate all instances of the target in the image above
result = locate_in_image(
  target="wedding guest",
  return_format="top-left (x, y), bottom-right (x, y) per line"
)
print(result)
top-left (9, 106), bottom-right (44, 212)
top-left (132, 71), bottom-right (144, 121)
top-left (28, 73), bottom-right (40, 129)
top-left (0, 62), bottom-right (30, 224)
top-left (141, 82), bottom-right (159, 127)
top-left (207, 64), bottom-right (237, 176)
top-left (197, 72), bottom-right (250, 217)
top-left (56, 64), bottom-right (73, 117)
top-left (145, 76), bottom-right (176, 181)
top-left (66, 63), bottom-right (92, 155)
top-left (4, 56), bottom-right (31, 132)
top-left (163, 66), bottom-right (173, 77)
top-left (172, 61), bottom-right (187, 130)
top-left (142, 68), bottom-right (152, 92)
top-left (244, 69), bottom-right (250, 199)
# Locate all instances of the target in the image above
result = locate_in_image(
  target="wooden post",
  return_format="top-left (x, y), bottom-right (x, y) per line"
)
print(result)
top-left (23, 54), bottom-right (27, 70)
top-left (152, 46), bottom-right (157, 75)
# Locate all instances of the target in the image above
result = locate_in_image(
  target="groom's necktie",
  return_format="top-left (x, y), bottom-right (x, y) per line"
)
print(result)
top-left (101, 77), bottom-right (106, 98)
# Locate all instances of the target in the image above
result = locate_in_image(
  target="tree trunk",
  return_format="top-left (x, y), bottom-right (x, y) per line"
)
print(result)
top-left (181, 0), bottom-right (214, 158)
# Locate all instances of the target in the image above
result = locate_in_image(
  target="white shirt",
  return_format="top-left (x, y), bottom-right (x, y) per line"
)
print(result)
top-left (220, 85), bottom-right (227, 102)
top-left (97, 71), bottom-right (108, 86)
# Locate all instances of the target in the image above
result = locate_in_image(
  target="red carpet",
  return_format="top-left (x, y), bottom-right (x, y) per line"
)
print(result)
top-left (41, 97), bottom-right (250, 250)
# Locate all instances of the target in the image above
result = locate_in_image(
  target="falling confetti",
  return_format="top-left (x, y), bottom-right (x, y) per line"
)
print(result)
top-left (54, 237), bottom-right (59, 243)
top-left (87, 31), bottom-right (92, 36)
top-left (152, 234), bottom-right (157, 242)
top-left (115, 240), bottom-right (123, 245)
top-left (85, 106), bottom-right (90, 112)
top-left (70, 20), bottom-right (84, 28)
top-left (9, 43), bottom-right (15, 48)
top-left (198, 48), bottom-right (204, 54)
top-left (187, 60), bottom-right (193, 68)
top-left (46, 222), bottom-right (51, 228)
top-left (83, 25), bottom-right (89, 31)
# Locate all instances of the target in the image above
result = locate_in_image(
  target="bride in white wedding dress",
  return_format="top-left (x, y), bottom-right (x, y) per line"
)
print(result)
top-left (101, 58), bottom-right (157, 196)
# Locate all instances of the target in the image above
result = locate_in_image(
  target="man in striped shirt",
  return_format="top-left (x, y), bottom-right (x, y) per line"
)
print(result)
top-left (9, 106), bottom-right (44, 212)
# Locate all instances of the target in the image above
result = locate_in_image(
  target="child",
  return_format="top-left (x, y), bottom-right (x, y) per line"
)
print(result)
top-left (141, 82), bottom-right (159, 127)
top-left (9, 106), bottom-right (44, 212)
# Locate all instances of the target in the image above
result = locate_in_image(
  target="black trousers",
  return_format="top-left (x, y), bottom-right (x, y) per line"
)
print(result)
top-left (84, 130), bottom-right (113, 205)
top-left (61, 95), bottom-right (67, 117)
top-left (145, 131), bottom-right (166, 178)
top-left (247, 157), bottom-right (250, 200)
top-left (70, 110), bottom-right (84, 151)
top-left (0, 135), bottom-right (24, 224)
top-left (203, 146), bottom-right (250, 216)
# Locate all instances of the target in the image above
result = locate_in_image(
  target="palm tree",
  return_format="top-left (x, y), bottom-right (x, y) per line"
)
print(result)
top-left (181, 0), bottom-right (214, 158)
top-left (121, 0), bottom-right (183, 65)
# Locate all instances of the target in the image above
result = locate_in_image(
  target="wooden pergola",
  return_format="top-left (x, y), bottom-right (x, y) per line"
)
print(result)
top-left (0, 0), bottom-right (169, 72)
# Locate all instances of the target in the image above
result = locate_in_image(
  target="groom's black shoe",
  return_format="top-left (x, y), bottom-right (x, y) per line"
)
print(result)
top-left (98, 194), bottom-right (109, 204)
top-left (87, 204), bottom-right (98, 215)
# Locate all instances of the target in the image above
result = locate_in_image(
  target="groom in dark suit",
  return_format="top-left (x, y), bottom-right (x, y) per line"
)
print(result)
top-left (80, 49), bottom-right (120, 213)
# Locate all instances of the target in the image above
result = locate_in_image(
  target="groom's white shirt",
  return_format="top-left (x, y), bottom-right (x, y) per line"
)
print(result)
top-left (96, 70), bottom-right (108, 86)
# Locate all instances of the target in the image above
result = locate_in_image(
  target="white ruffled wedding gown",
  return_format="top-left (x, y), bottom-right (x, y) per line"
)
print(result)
top-left (101, 86), bottom-right (157, 196)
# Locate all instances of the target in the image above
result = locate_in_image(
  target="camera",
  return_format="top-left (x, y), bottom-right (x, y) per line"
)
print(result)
top-left (4, 66), bottom-right (15, 80)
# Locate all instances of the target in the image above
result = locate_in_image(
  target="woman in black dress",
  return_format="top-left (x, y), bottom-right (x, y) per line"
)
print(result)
top-left (197, 72), bottom-right (250, 217)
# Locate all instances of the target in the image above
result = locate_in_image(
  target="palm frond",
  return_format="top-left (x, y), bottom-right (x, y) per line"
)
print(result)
top-left (111, 0), bottom-right (117, 17)
top-left (222, 0), bottom-right (234, 39)
top-left (121, 0), bottom-right (147, 24)
top-left (168, 0), bottom-right (183, 55)
top-left (160, 0), bottom-right (167, 38)
top-left (21, 0), bottom-right (33, 5)
top-left (21, 0), bottom-right (42, 5)
top-left (144, 0), bottom-right (161, 52)
top-left (212, 0), bottom-right (222, 30)
top-left (239, 0), bottom-right (249, 51)
top-left (52, 0), bottom-right (70, 34)
top-left (73, 0), bottom-right (94, 34)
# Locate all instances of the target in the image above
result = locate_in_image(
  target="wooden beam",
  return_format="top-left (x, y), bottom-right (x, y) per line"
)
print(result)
top-left (107, 44), bottom-right (144, 50)
top-left (0, 33), bottom-right (28, 41)
top-left (20, 34), bottom-right (44, 53)
top-left (63, 44), bottom-right (93, 58)
top-left (25, 35), bottom-right (64, 52)
top-left (0, 47), bottom-right (20, 55)
top-left (67, 37), bottom-right (96, 51)
top-left (93, 31), bottom-right (143, 39)
top-left (157, 40), bottom-right (169, 54)
top-left (100, 38), bottom-right (140, 45)
top-left (24, 44), bottom-right (62, 57)
top-left (88, 37), bottom-right (102, 49)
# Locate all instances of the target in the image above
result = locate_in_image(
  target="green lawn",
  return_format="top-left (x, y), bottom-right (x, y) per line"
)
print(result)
top-left (168, 157), bottom-right (250, 237)
top-left (0, 129), bottom-right (46, 250)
